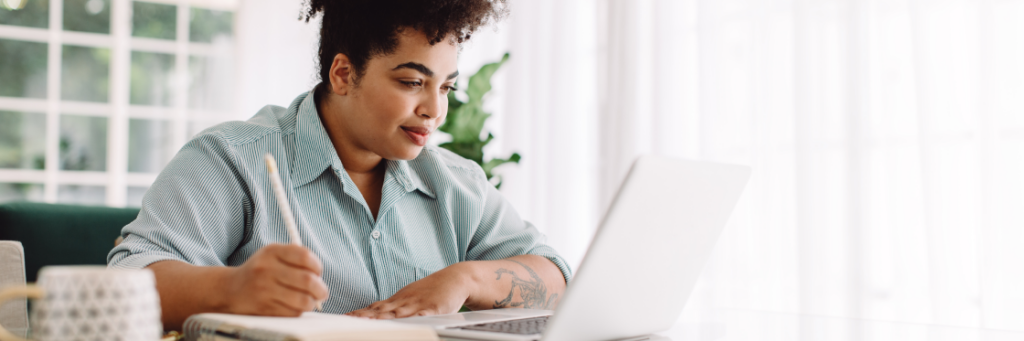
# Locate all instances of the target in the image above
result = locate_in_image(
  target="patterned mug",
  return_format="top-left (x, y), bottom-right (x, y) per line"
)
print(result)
top-left (0, 266), bottom-right (162, 341)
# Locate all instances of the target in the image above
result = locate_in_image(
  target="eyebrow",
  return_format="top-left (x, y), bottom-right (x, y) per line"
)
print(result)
top-left (392, 62), bottom-right (459, 80)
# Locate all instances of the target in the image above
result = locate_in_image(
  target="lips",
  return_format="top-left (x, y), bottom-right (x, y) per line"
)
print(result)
top-left (401, 126), bottom-right (430, 146)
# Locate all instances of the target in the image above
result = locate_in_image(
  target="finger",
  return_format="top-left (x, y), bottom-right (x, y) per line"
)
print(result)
top-left (275, 269), bottom-right (329, 301)
top-left (366, 300), bottom-right (391, 311)
top-left (373, 310), bottom-right (398, 320)
top-left (270, 285), bottom-right (318, 312)
top-left (260, 297), bottom-right (304, 317)
top-left (391, 304), bottom-right (420, 319)
top-left (370, 299), bottom-right (405, 315)
top-left (272, 244), bottom-right (323, 275)
top-left (346, 309), bottom-right (373, 318)
top-left (367, 303), bottom-right (403, 320)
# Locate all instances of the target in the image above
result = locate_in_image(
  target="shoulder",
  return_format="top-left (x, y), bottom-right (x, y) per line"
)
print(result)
top-left (407, 145), bottom-right (490, 196)
top-left (421, 145), bottom-right (487, 179)
top-left (190, 104), bottom-right (294, 148)
top-left (426, 146), bottom-right (484, 171)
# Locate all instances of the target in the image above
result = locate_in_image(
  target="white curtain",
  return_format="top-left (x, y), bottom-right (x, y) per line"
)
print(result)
top-left (236, 0), bottom-right (1024, 331)
top-left (464, 0), bottom-right (1024, 332)
top-left (457, 0), bottom-right (602, 273)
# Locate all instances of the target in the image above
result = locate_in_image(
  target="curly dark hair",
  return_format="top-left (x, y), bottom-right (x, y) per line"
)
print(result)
top-left (302, 0), bottom-right (508, 94)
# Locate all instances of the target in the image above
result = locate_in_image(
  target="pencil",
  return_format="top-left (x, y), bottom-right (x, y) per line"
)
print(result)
top-left (264, 153), bottom-right (325, 311)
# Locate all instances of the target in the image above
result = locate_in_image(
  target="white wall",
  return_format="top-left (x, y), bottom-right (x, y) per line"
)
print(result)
top-left (235, 0), bottom-right (321, 118)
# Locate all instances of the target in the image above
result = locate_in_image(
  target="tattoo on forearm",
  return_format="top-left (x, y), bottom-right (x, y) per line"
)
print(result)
top-left (492, 260), bottom-right (559, 309)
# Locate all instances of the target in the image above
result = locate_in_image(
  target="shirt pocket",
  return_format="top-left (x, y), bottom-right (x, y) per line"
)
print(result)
top-left (414, 266), bottom-right (443, 281)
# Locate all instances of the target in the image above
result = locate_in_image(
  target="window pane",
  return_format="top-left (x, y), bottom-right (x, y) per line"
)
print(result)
top-left (58, 184), bottom-right (104, 205)
top-left (132, 1), bottom-right (175, 40)
top-left (126, 186), bottom-right (146, 207)
top-left (131, 51), bottom-right (174, 106)
top-left (0, 183), bottom-right (44, 203)
top-left (189, 55), bottom-right (232, 110)
top-left (0, 39), bottom-right (48, 98)
top-left (63, 0), bottom-right (110, 34)
top-left (0, 111), bottom-right (46, 169)
top-left (0, 0), bottom-right (49, 28)
top-left (60, 114), bottom-right (106, 171)
top-left (61, 45), bottom-right (110, 102)
top-left (128, 118), bottom-right (172, 173)
top-left (189, 7), bottom-right (232, 43)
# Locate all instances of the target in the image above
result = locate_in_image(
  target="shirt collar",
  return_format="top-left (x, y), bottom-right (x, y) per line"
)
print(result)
top-left (290, 90), bottom-right (437, 199)
top-left (387, 158), bottom-right (436, 199)
top-left (291, 90), bottom-right (343, 188)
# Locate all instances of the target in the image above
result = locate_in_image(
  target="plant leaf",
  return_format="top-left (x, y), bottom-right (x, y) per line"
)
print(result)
top-left (466, 53), bottom-right (510, 105)
top-left (481, 152), bottom-right (521, 180)
top-left (436, 53), bottom-right (519, 188)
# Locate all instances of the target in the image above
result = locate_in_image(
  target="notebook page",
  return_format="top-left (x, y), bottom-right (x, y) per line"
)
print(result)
top-left (195, 312), bottom-right (434, 338)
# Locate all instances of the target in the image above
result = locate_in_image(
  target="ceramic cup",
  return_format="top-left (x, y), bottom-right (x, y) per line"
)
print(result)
top-left (0, 266), bottom-right (162, 341)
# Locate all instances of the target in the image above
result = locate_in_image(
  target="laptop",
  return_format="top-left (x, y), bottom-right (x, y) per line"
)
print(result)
top-left (397, 155), bottom-right (751, 341)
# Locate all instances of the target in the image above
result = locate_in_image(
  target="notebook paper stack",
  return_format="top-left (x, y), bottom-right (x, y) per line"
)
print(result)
top-left (183, 312), bottom-right (438, 341)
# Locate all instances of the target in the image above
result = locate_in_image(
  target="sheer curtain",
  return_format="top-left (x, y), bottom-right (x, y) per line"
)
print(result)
top-left (236, 0), bottom-right (1024, 331)
top-left (463, 0), bottom-right (1024, 331)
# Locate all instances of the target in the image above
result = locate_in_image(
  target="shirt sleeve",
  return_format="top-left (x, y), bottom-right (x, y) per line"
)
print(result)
top-left (466, 182), bottom-right (573, 284)
top-left (107, 133), bottom-right (250, 269)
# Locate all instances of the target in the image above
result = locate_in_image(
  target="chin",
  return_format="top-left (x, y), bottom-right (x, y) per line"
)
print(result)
top-left (389, 146), bottom-right (424, 161)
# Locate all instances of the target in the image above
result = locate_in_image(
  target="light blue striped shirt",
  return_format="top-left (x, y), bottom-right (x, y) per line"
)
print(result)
top-left (108, 90), bottom-right (572, 314)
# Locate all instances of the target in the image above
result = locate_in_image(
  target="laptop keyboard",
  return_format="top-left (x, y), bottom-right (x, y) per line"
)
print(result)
top-left (455, 315), bottom-right (550, 335)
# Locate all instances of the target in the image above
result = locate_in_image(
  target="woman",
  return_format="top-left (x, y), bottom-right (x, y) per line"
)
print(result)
top-left (108, 0), bottom-right (571, 331)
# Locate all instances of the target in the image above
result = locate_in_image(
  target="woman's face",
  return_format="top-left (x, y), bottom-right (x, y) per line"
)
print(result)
top-left (329, 29), bottom-right (459, 161)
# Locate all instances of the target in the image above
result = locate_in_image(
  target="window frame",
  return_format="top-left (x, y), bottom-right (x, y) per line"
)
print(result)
top-left (0, 0), bottom-right (238, 207)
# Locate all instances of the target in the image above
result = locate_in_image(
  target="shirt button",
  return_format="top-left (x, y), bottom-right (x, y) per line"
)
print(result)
top-left (371, 230), bottom-right (381, 239)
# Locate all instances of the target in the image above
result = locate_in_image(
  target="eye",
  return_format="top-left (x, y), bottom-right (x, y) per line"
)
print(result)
top-left (442, 85), bottom-right (458, 94)
top-left (400, 80), bottom-right (423, 88)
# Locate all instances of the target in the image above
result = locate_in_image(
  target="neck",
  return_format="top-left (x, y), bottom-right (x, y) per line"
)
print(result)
top-left (316, 91), bottom-right (384, 175)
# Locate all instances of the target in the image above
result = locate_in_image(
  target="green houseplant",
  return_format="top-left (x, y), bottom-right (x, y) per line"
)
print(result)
top-left (439, 53), bottom-right (520, 188)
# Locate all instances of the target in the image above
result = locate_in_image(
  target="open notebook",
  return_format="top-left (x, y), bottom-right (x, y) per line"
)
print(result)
top-left (183, 312), bottom-right (438, 341)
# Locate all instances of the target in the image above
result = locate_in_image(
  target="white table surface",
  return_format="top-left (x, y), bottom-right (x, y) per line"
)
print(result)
top-left (442, 308), bottom-right (1024, 341)
top-left (660, 309), bottom-right (1024, 341)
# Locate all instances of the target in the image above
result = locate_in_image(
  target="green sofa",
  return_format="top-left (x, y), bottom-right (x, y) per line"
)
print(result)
top-left (0, 202), bottom-right (139, 282)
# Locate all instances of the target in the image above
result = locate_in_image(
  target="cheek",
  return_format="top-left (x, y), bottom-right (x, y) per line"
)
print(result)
top-left (364, 88), bottom-right (416, 126)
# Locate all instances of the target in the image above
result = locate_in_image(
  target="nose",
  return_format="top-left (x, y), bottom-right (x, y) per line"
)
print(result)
top-left (415, 91), bottom-right (445, 119)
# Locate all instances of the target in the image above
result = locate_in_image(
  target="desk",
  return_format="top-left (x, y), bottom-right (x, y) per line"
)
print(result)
top-left (442, 309), bottom-right (1024, 341)
top-left (661, 309), bottom-right (1024, 341)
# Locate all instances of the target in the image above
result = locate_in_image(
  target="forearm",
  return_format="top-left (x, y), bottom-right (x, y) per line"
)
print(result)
top-left (147, 260), bottom-right (232, 331)
top-left (461, 255), bottom-right (567, 311)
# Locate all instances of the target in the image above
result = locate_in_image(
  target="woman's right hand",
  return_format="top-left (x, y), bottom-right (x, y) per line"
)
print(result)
top-left (147, 243), bottom-right (330, 330)
top-left (223, 243), bottom-right (330, 316)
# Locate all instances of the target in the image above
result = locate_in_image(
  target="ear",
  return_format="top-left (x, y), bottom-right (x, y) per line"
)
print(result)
top-left (328, 53), bottom-right (356, 96)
